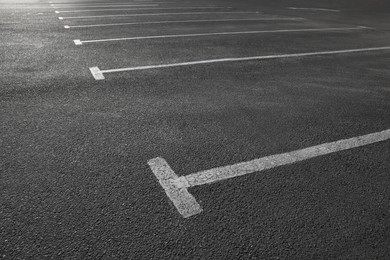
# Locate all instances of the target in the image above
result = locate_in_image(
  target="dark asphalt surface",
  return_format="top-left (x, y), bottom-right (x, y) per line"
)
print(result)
top-left (1, 0), bottom-right (390, 259)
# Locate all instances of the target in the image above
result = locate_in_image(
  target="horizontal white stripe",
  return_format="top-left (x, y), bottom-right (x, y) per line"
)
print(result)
top-left (64, 17), bottom-right (305, 29)
top-left (53, 4), bottom-right (160, 9)
top-left (49, 0), bottom-right (164, 3)
top-left (55, 6), bottom-right (231, 13)
top-left (148, 128), bottom-right (390, 217)
top-left (76, 26), bottom-right (368, 44)
top-left (288, 7), bottom-right (340, 12)
top-left (59, 11), bottom-right (261, 19)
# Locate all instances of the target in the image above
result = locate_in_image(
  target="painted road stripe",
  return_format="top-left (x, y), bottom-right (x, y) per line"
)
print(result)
top-left (89, 46), bottom-right (390, 80)
top-left (50, 2), bottom-right (170, 5)
top-left (53, 4), bottom-right (160, 9)
top-left (74, 26), bottom-right (368, 45)
top-left (55, 6), bottom-right (232, 13)
top-left (148, 158), bottom-right (203, 218)
top-left (51, 2), bottom-right (162, 5)
top-left (288, 7), bottom-right (340, 12)
top-left (50, 1), bottom-right (175, 4)
top-left (58, 11), bottom-right (261, 20)
top-left (149, 129), bottom-right (390, 218)
top-left (64, 17), bottom-right (305, 29)
top-left (89, 67), bottom-right (105, 80)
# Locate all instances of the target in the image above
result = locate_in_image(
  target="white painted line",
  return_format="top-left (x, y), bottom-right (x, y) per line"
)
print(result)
top-left (65, 17), bottom-right (305, 29)
top-left (89, 67), bottom-right (105, 80)
top-left (54, 6), bottom-right (232, 13)
top-left (75, 26), bottom-right (368, 45)
top-left (58, 11), bottom-right (261, 19)
top-left (90, 46), bottom-right (390, 80)
top-left (288, 7), bottom-right (340, 12)
top-left (51, 4), bottom-right (172, 9)
top-left (50, 2), bottom-right (172, 6)
top-left (58, 17), bottom-right (63, 20)
top-left (64, 25), bottom-right (70, 29)
top-left (149, 129), bottom-right (390, 217)
top-left (73, 39), bottom-right (82, 45)
top-left (148, 157), bottom-right (203, 218)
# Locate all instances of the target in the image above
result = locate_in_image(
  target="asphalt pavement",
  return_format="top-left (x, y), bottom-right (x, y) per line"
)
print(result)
top-left (1, 0), bottom-right (390, 259)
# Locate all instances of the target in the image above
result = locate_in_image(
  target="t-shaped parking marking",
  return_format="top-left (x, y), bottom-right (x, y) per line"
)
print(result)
top-left (148, 158), bottom-right (202, 218)
top-left (148, 129), bottom-right (390, 218)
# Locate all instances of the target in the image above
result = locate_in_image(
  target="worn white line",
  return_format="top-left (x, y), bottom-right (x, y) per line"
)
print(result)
top-left (50, 2), bottom-right (160, 5)
top-left (53, 4), bottom-right (160, 9)
top-left (149, 129), bottom-right (390, 217)
top-left (55, 6), bottom-right (232, 13)
top-left (75, 26), bottom-right (368, 45)
top-left (73, 39), bottom-right (82, 45)
top-left (288, 7), bottom-right (340, 12)
top-left (50, 1), bottom-right (174, 4)
top-left (58, 11), bottom-right (261, 19)
top-left (90, 46), bottom-right (390, 80)
top-left (148, 157), bottom-right (203, 218)
top-left (89, 67), bottom-right (105, 80)
top-left (64, 17), bottom-right (305, 29)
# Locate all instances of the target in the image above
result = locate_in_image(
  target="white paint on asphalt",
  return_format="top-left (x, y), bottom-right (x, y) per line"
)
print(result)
top-left (149, 129), bottom-right (390, 217)
top-left (64, 17), bottom-right (305, 29)
top-left (288, 7), bottom-right (341, 12)
top-left (51, 4), bottom-right (160, 9)
top-left (89, 67), bottom-right (105, 80)
top-left (57, 11), bottom-right (261, 20)
top-left (90, 46), bottom-right (390, 80)
top-left (148, 157), bottom-right (203, 218)
top-left (73, 39), bottom-right (82, 45)
top-left (75, 26), bottom-right (368, 45)
top-left (54, 7), bottom-right (232, 13)
top-left (50, 1), bottom-right (173, 5)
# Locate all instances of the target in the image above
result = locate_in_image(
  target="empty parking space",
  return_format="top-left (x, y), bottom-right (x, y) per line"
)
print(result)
top-left (51, 0), bottom-right (387, 82)
top-left (63, 17), bottom-right (306, 29)
top-left (74, 26), bottom-right (368, 46)
top-left (2, 0), bottom-right (390, 258)
top-left (52, 0), bottom-right (390, 232)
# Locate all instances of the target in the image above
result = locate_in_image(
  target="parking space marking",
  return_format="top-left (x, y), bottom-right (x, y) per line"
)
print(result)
top-left (58, 11), bottom-right (261, 20)
top-left (53, 4), bottom-right (160, 9)
top-left (89, 67), bottom-right (105, 80)
top-left (149, 129), bottom-right (390, 218)
top-left (288, 7), bottom-right (341, 12)
top-left (74, 26), bottom-right (368, 45)
top-left (148, 157), bottom-right (203, 218)
top-left (89, 46), bottom-right (390, 80)
top-left (50, 1), bottom-right (176, 3)
top-left (64, 17), bottom-right (305, 29)
top-left (55, 7), bottom-right (232, 13)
